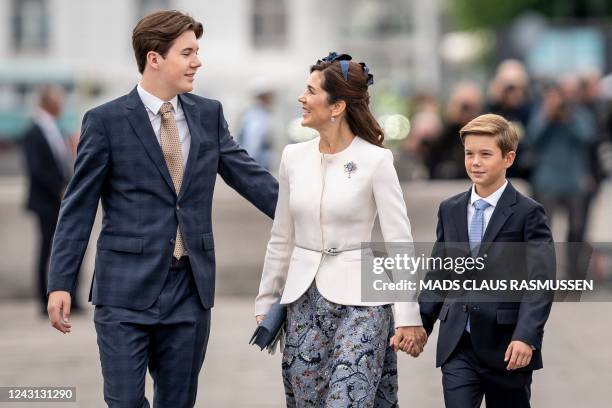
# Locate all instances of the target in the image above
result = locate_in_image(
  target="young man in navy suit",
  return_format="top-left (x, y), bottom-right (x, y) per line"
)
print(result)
top-left (419, 114), bottom-right (554, 408)
top-left (46, 10), bottom-right (278, 407)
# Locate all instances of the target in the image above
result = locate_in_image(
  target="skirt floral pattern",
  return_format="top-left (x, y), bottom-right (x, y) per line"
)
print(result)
top-left (282, 283), bottom-right (398, 407)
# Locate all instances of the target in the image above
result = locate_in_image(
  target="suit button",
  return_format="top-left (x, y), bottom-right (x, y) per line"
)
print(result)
top-left (170, 238), bottom-right (175, 245)
top-left (462, 305), bottom-right (468, 312)
top-left (176, 205), bottom-right (180, 211)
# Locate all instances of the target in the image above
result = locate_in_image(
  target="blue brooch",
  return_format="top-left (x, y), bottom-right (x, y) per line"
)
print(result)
top-left (344, 161), bottom-right (357, 178)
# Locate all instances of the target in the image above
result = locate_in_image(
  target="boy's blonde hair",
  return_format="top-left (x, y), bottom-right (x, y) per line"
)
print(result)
top-left (459, 113), bottom-right (518, 156)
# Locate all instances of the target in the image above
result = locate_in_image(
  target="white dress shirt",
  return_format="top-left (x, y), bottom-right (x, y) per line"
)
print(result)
top-left (136, 84), bottom-right (191, 165)
top-left (467, 180), bottom-right (508, 231)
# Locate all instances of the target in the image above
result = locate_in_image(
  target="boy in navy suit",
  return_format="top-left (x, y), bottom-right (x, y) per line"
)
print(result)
top-left (419, 113), bottom-right (554, 408)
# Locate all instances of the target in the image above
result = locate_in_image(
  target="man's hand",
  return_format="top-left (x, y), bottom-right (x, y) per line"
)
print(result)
top-left (390, 326), bottom-right (427, 357)
top-left (504, 340), bottom-right (533, 370)
top-left (255, 315), bottom-right (265, 325)
top-left (47, 291), bottom-right (72, 334)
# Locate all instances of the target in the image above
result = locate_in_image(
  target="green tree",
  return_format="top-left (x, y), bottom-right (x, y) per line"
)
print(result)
top-left (450, 0), bottom-right (612, 30)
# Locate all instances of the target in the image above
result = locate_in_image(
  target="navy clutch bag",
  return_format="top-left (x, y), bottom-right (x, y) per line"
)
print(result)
top-left (250, 300), bottom-right (287, 354)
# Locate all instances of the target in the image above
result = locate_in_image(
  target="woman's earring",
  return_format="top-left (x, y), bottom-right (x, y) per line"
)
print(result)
top-left (330, 116), bottom-right (336, 123)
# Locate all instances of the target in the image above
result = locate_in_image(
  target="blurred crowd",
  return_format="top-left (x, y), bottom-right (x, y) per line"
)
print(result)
top-left (399, 59), bottom-right (612, 246)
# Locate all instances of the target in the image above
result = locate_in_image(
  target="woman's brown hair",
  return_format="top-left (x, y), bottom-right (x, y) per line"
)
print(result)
top-left (132, 10), bottom-right (204, 74)
top-left (311, 54), bottom-right (384, 147)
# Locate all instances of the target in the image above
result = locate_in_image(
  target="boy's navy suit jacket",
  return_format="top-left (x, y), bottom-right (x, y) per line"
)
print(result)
top-left (419, 182), bottom-right (554, 371)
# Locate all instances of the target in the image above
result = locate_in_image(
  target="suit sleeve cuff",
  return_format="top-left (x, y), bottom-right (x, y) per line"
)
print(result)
top-left (393, 302), bottom-right (423, 328)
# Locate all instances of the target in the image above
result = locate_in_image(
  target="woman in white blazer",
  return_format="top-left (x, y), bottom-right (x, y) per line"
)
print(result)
top-left (255, 53), bottom-right (426, 407)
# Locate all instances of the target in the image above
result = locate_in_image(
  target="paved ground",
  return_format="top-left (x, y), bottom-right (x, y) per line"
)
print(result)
top-left (0, 299), bottom-right (611, 407)
top-left (1, 175), bottom-right (611, 406)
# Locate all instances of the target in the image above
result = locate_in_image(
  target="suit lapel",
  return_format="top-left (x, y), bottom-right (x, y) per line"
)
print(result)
top-left (479, 182), bottom-right (517, 255)
top-left (124, 87), bottom-right (176, 195)
top-left (448, 189), bottom-right (472, 258)
top-left (482, 182), bottom-right (516, 242)
top-left (177, 94), bottom-right (203, 199)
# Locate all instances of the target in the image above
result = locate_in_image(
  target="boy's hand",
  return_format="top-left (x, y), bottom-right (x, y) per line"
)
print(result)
top-left (504, 340), bottom-right (533, 370)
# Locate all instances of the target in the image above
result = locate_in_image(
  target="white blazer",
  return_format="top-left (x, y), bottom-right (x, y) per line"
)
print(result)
top-left (255, 136), bottom-right (422, 327)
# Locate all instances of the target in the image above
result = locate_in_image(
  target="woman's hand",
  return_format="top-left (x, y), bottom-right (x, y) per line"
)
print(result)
top-left (255, 315), bottom-right (265, 325)
top-left (390, 326), bottom-right (427, 357)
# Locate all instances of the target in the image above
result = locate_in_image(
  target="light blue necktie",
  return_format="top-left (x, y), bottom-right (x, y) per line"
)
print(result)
top-left (466, 198), bottom-right (491, 333)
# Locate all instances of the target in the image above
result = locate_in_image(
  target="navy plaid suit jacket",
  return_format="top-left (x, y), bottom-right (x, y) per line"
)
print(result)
top-left (47, 87), bottom-right (278, 309)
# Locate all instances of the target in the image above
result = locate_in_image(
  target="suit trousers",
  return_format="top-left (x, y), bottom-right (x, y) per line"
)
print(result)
top-left (441, 333), bottom-right (532, 408)
top-left (94, 260), bottom-right (211, 408)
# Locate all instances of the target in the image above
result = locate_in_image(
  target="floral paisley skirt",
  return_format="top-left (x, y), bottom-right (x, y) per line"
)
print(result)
top-left (282, 283), bottom-right (398, 408)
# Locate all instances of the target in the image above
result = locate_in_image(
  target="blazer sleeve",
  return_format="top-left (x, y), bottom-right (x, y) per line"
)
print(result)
top-left (47, 110), bottom-right (110, 294)
top-left (372, 149), bottom-right (422, 327)
top-left (255, 145), bottom-right (294, 316)
top-left (216, 101), bottom-right (278, 219)
top-left (418, 205), bottom-right (448, 335)
top-left (512, 204), bottom-right (555, 349)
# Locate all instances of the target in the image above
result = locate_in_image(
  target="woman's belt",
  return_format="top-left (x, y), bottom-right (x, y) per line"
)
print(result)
top-left (294, 244), bottom-right (363, 256)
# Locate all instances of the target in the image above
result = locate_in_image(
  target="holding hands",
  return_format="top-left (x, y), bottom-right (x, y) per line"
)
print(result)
top-left (390, 326), bottom-right (428, 357)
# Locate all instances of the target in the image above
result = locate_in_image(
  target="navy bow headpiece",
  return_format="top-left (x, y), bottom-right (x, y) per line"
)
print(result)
top-left (317, 52), bottom-right (374, 86)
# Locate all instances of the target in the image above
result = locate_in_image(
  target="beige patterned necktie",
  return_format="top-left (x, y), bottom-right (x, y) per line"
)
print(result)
top-left (159, 102), bottom-right (186, 259)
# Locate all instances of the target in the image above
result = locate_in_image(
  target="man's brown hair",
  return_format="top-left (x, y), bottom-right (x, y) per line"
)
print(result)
top-left (132, 10), bottom-right (204, 74)
top-left (459, 113), bottom-right (518, 156)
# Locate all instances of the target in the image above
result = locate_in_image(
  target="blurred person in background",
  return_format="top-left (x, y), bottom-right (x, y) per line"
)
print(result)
top-left (579, 72), bottom-right (609, 209)
top-left (488, 60), bottom-right (531, 126)
top-left (399, 92), bottom-right (442, 180)
top-left (22, 85), bottom-right (80, 315)
top-left (527, 79), bottom-right (597, 280)
top-left (488, 59), bottom-right (535, 179)
top-left (238, 80), bottom-right (276, 170)
top-left (599, 74), bottom-right (612, 178)
top-left (426, 82), bottom-right (483, 179)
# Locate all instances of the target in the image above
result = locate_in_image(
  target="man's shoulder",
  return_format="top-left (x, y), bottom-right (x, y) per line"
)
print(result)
top-left (85, 93), bottom-right (131, 119)
top-left (85, 91), bottom-right (224, 123)
top-left (23, 122), bottom-right (43, 140)
top-left (180, 92), bottom-right (221, 113)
